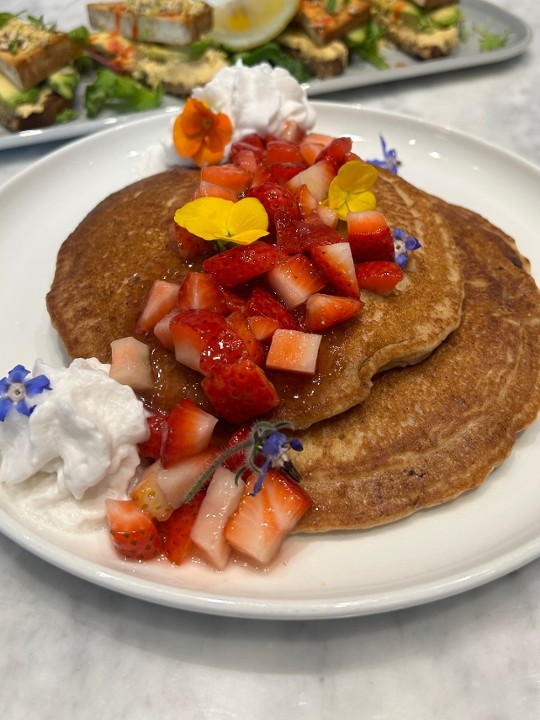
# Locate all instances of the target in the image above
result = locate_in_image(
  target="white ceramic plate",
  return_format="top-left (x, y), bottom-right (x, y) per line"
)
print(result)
top-left (0, 104), bottom-right (539, 620)
top-left (0, 0), bottom-right (531, 150)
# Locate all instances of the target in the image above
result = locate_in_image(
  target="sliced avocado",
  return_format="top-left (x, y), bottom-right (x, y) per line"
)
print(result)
top-left (429, 5), bottom-right (462, 28)
top-left (48, 65), bottom-right (80, 100)
top-left (0, 72), bottom-right (40, 108)
top-left (347, 25), bottom-right (368, 45)
top-left (397, 1), bottom-right (423, 30)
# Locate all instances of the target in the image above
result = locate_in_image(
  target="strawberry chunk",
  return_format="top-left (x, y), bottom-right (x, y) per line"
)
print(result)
top-left (200, 163), bottom-right (251, 194)
top-left (245, 287), bottom-right (298, 330)
top-left (175, 224), bottom-right (212, 260)
top-left (267, 254), bottom-right (326, 308)
top-left (275, 213), bottom-right (342, 255)
top-left (355, 261), bottom-right (404, 295)
top-left (285, 160), bottom-right (336, 202)
top-left (267, 162), bottom-right (307, 186)
top-left (130, 466), bottom-right (174, 522)
top-left (247, 182), bottom-right (301, 232)
top-left (153, 308), bottom-right (182, 352)
top-left (308, 241), bottom-right (360, 298)
top-left (266, 329), bottom-right (322, 375)
top-left (136, 279), bottom-right (180, 334)
top-left (224, 470), bottom-right (312, 566)
top-left (227, 310), bottom-right (265, 365)
top-left (347, 210), bottom-right (395, 262)
top-left (153, 448), bottom-right (221, 509)
top-left (265, 139), bottom-right (304, 165)
top-left (109, 336), bottom-right (154, 391)
top-left (137, 411), bottom-right (167, 460)
top-left (177, 272), bottom-right (228, 314)
top-left (161, 398), bottom-right (218, 468)
top-left (314, 136), bottom-right (354, 171)
top-left (157, 489), bottom-right (206, 565)
top-left (202, 241), bottom-right (286, 289)
top-left (305, 293), bottom-right (363, 332)
top-left (194, 180), bottom-right (238, 202)
top-left (202, 358), bottom-right (280, 424)
top-left (248, 315), bottom-right (280, 341)
top-left (105, 499), bottom-right (162, 561)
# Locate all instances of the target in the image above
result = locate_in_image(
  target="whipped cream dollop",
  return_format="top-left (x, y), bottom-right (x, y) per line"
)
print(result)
top-left (0, 358), bottom-right (147, 532)
top-left (139, 62), bottom-right (317, 175)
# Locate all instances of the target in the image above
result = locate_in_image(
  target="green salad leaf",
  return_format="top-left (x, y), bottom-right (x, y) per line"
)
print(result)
top-left (85, 68), bottom-right (162, 118)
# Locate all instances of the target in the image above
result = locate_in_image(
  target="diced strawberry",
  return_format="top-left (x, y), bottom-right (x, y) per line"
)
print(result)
top-left (250, 165), bottom-right (272, 186)
top-left (175, 224), bottom-right (212, 260)
top-left (275, 213), bottom-right (342, 255)
top-left (227, 310), bottom-right (265, 365)
top-left (247, 182), bottom-right (301, 232)
top-left (355, 261), bottom-right (404, 295)
top-left (308, 241), bottom-right (360, 298)
top-left (344, 150), bottom-right (362, 163)
top-left (234, 132), bottom-right (266, 152)
top-left (161, 398), bottom-right (219, 468)
top-left (277, 119), bottom-right (305, 144)
top-left (109, 336), bottom-right (154, 391)
top-left (202, 240), bottom-right (286, 289)
top-left (294, 183), bottom-right (319, 218)
top-left (266, 139), bottom-right (304, 165)
top-left (267, 162), bottom-right (307, 185)
top-left (177, 272), bottom-right (228, 314)
top-left (314, 136), bottom-right (353, 171)
top-left (305, 293), bottom-right (363, 332)
top-left (248, 315), bottom-right (280, 341)
top-left (266, 328), bottom-right (322, 375)
top-left (230, 136), bottom-right (265, 167)
top-left (170, 309), bottom-right (247, 373)
top-left (202, 358), bottom-right (280, 424)
top-left (154, 448), bottom-right (221, 509)
top-left (200, 163), bottom-right (251, 194)
top-left (191, 466), bottom-right (245, 570)
top-left (245, 286), bottom-right (299, 330)
top-left (136, 279), bottom-right (180, 334)
top-left (300, 132), bottom-right (334, 165)
top-left (157, 489), bottom-right (206, 565)
top-left (285, 160), bottom-right (336, 202)
top-left (137, 411), bottom-right (167, 460)
top-left (105, 499), bottom-right (162, 561)
top-left (347, 210), bottom-right (395, 262)
top-left (193, 180), bottom-right (238, 202)
top-left (153, 308), bottom-right (182, 351)
top-left (317, 205), bottom-right (338, 228)
top-left (224, 469), bottom-right (312, 566)
top-left (267, 254), bottom-right (326, 308)
top-left (222, 288), bottom-right (248, 314)
top-left (130, 463), bottom-right (174, 521)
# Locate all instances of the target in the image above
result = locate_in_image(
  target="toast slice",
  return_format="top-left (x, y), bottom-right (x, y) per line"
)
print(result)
top-left (0, 16), bottom-right (77, 91)
top-left (278, 30), bottom-right (348, 79)
top-left (297, 0), bottom-right (371, 46)
top-left (87, 1), bottom-right (213, 46)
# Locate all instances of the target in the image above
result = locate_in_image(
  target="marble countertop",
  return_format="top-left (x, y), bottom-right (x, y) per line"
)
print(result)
top-left (1, 1), bottom-right (539, 718)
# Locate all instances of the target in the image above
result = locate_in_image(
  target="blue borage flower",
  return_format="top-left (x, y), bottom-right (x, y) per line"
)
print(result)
top-left (392, 227), bottom-right (422, 268)
top-left (184, 420), bottom-right (304, 502)
top-left (367, 135), bottom-right (400, 174)
top-left (0, 365), bottom-right (51, 421)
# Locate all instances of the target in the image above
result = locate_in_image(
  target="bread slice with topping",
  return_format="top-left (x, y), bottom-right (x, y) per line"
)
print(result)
top-left (297, 0), bottom-right (371, 46)
top-left (278, 30), bottom-right (348, 79)
top-left (87, 1), bottom-right (213, 46)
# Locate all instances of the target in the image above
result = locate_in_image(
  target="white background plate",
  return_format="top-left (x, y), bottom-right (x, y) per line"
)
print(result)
top-left (0, 0), bottom-right (532, 150)
top-left (0, 103), bottom-right (539, 620)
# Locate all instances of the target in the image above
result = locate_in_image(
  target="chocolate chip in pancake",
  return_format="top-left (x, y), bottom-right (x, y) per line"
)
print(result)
top-left (46, 168), bottom-right (464, 428)
top-left (294, 199), bottom-right (540, 532)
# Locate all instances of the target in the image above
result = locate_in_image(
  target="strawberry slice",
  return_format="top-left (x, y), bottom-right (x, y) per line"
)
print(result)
top-left (175, 223), bottom-right (212, 260)
top-left (266, 329), bottom-right (322, 375)
top-left (275, 213), bottom-right (342, 255)
top-left (191, 466), bottom-right (246, 569)
top-left (105, 499), bottom-right (162, 561)
top-left (153, 448), bottom-right (221, 509)
top-left (130, 465), bottom-right (174, 522)
top-left (136, 279), bottom-right (180, 334)
top-left (227, 310), bottom-right (265, 365)
top-left (293, 183), bottom-right (319, 218)
top-left (161, 398), bottom-right (218, 468)
top-left (245, 287), bottom-right (298, 330)
top-left (265, 138), bottom-right (304, 165)
top-left (314, 136), bottom-right (353, 171)
top-left (248, 315), bottom-right (280, 341)
top-left (247, 182), bottom-right (301, 232)
top-left (177, 272), bottom-right (228, 314)
top-left (156, 489), bottom-right (206, 565)
top-left (138, 411), bottom-right (167, 460)
top-left (202, 241), bottom-right (286, 289)
top-left (224, 469), bottom-right (312, 566)
top-left (267, 253), bottom-right (326, 308)
top-left (202, 358), bottom-right (280, 424)
top-left (267, 162), bottom-right (307, 186)
top-left (153, 308), bottom-right (182, 351)
top-left (355, 261), bottom-right (404, 295)
top-left (200, 163), bottom-right (252, 194)
top-left (347, 210), bottom-right (395, 262)
top-left (299, 132), bottom-right (334, 165)
top-left (308, 241), bottom-right (360, 298)
top-left (170, 309), bottom-right (247, 373)
top-left (194, 180), bottom-right (238, 202)
top-left (285, 159), bottom-right (336, 202)
top-left (305, 293), bottom-right (363, 332)
top-left (109, 336), bottom-right (154, 391)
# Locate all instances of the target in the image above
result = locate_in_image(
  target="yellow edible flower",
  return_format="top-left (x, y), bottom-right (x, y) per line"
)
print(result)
top-left (327, 160), bottom-right (379, 220)
top-left (174, 196), bottom-right (269, 246)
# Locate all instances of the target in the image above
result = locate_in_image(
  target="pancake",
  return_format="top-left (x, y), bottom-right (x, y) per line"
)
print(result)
top-left (46, 168), bottom-right (464, 429)
top-left (295, 200), bottom-right (540, 532)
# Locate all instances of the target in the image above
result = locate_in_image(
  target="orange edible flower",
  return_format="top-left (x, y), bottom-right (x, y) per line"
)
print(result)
top-left (173, 98), bottom-right (233, 167)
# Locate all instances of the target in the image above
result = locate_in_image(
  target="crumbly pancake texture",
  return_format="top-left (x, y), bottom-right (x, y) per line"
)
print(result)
top-left (47, 168), bottom-right (463, 429)
top-left (295, 201), bottom-right (540, 532)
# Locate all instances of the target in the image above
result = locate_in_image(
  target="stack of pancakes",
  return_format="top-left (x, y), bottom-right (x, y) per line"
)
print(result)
top-left (46, 167), bottom-right (540, 533)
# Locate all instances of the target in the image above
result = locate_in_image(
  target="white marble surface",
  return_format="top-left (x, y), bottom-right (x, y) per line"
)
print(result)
top-left (1, 1), bottom-right (540, 718)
